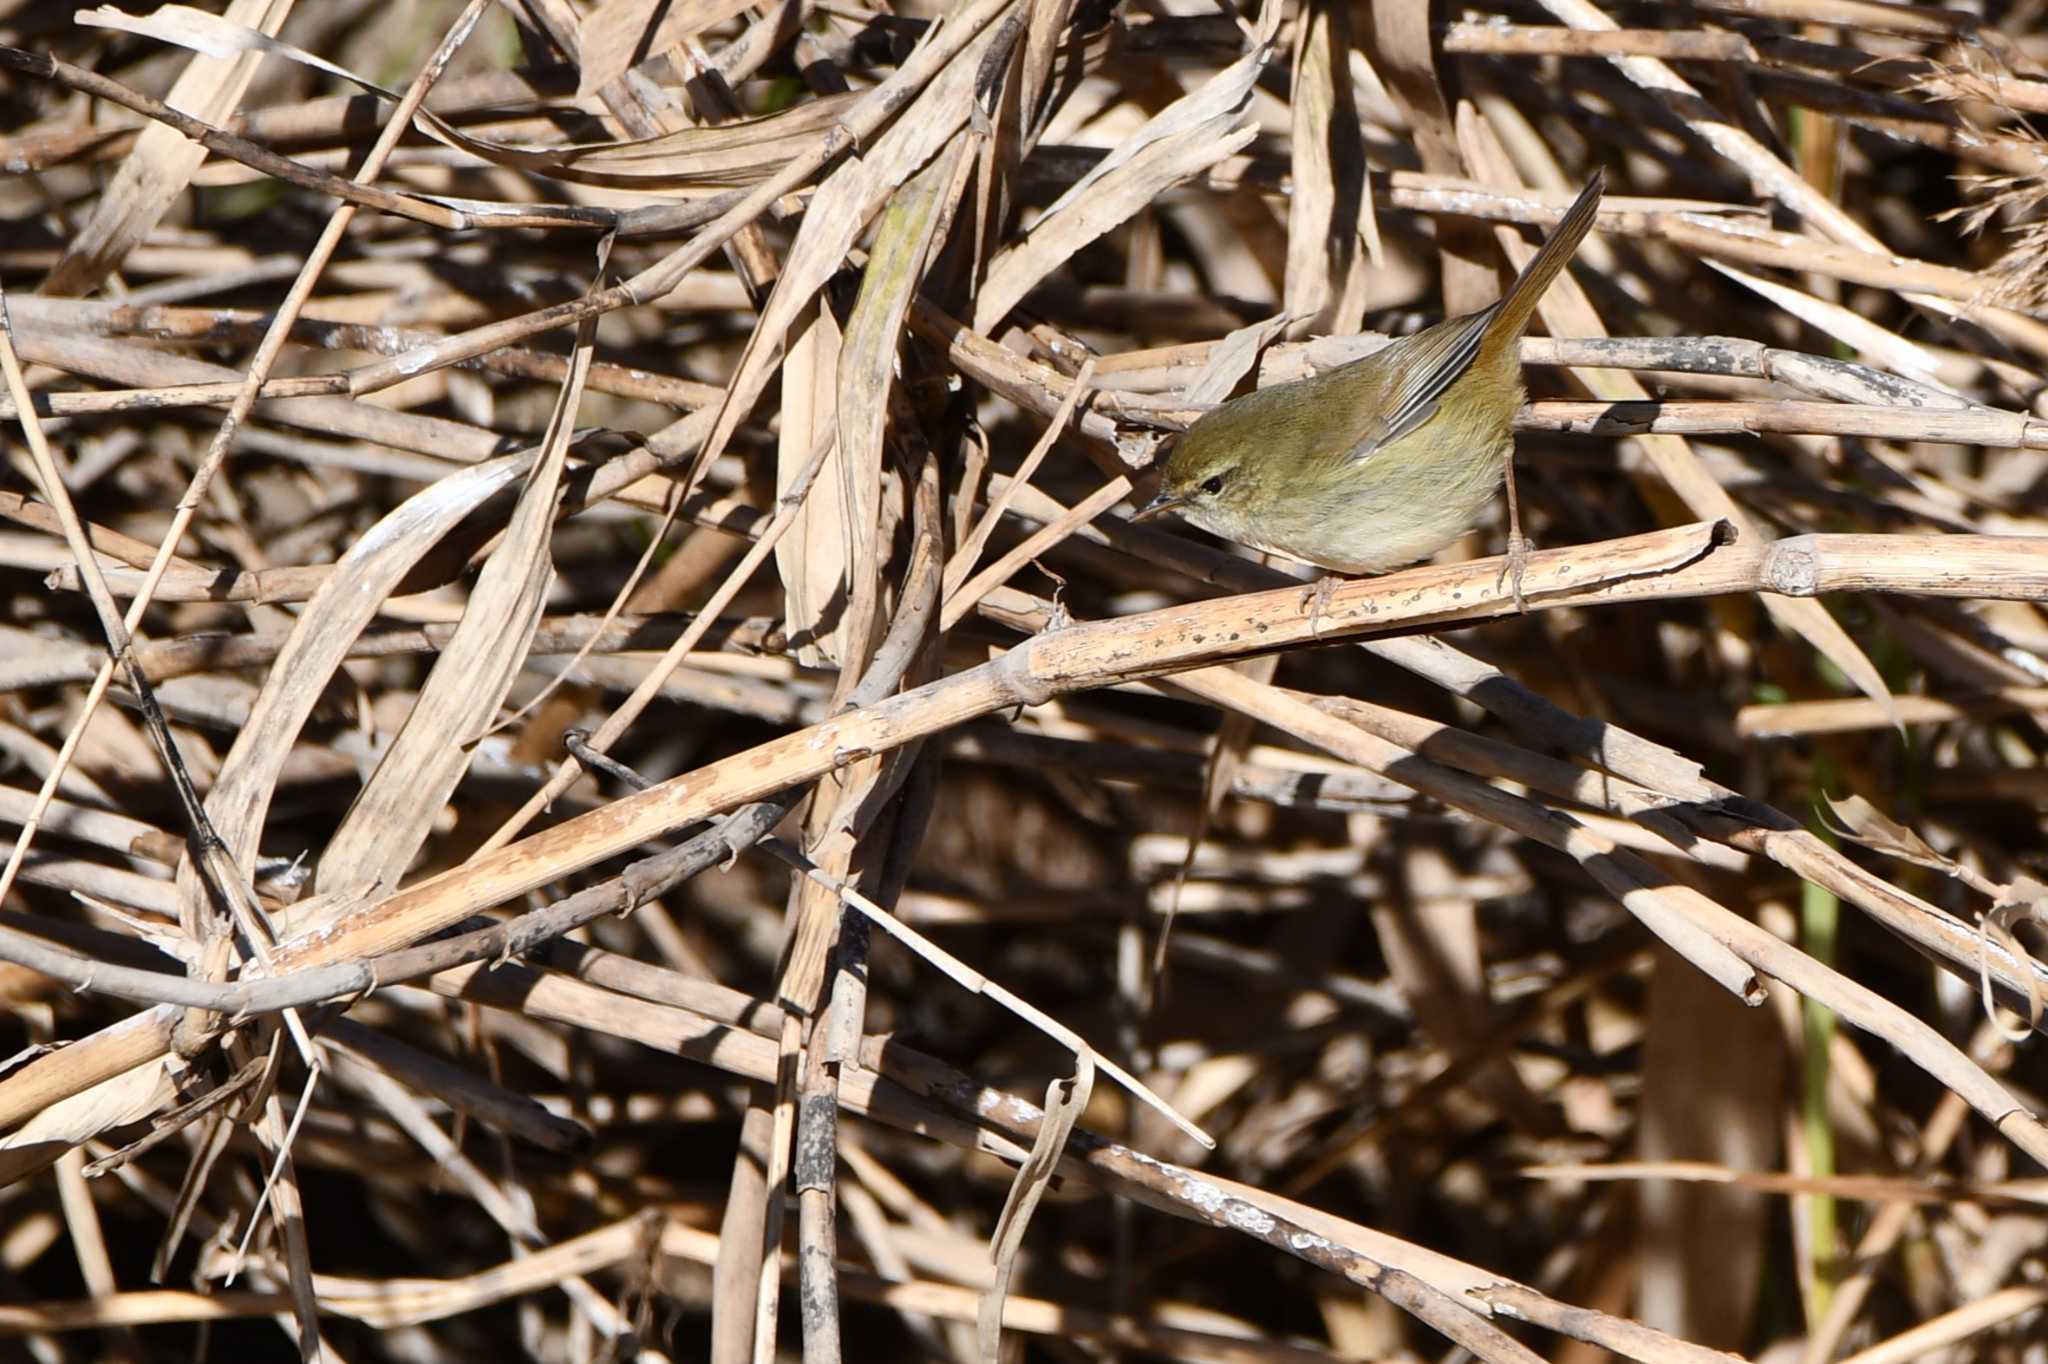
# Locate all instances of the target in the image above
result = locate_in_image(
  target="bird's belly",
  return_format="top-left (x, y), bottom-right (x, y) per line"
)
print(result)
top-left (1294, 496), bottom-right (1494, 573)
top-left (1245, 436), bottom-right (1509, 575)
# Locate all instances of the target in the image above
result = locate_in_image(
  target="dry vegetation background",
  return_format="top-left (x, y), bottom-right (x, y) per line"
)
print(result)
top-left (5, 0), bottom-right (2048, 1360)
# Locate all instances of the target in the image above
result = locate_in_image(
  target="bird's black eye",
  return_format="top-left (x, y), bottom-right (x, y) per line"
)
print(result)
top-left (1201, 473), bottom-right (1226, 496)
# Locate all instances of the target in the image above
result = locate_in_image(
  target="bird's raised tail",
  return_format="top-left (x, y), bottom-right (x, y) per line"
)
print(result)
top-left (1490, 168), bottom-right (1605, 341)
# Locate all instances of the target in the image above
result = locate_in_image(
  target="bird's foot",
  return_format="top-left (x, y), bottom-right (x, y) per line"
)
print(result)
top-left (1496, 532), bottom-right (1532, 614)
top-left (1298, 574), bottom-right (1342, 636)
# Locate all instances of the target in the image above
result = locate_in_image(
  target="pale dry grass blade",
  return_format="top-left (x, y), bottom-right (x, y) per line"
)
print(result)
top-left (978, 1055), bottom-right (1090, 1361)
top-left (973, 10), bottom-right (1273, 331)
top-left (1283, 0), bottom-right (1368, 336)
top-left (774, 301), bottom-right (845, 667)
top-left (832, 138), bottom-right (975, 665)
top-left (942, 354), bottom-right (1095, 605)
top-left (0, 1058), bottom-right (176, 1156)
top-left (81, 1), bottom-right (853, 190)
top-left (578, 0), bottom-right (761, 99)
top-left (688, 0), bottom-right (1021, 493)
top-left (313, 277), bottom-right (601, 900)
top-left (179, 453), bottom-right (533, 886)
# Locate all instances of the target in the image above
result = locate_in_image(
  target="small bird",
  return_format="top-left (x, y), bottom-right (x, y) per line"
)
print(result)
top-left (1134, 169), bottom-right (1605, 605)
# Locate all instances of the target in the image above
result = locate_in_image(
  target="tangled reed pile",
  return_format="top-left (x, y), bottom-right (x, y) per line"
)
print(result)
top-left (3, 0), bottom-right (2048, 1359)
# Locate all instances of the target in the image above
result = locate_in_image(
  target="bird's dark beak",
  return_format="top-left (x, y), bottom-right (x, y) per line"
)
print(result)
top-left (1131, 488), bottom-right (1182, 523)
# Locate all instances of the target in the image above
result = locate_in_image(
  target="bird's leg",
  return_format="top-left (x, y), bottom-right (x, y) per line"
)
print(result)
top-left (1495, 448), bottom-right (1531, 613)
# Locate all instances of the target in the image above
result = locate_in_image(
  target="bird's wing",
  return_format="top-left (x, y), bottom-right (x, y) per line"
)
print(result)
top-left (1340, 306), bottom-right (1497, 464)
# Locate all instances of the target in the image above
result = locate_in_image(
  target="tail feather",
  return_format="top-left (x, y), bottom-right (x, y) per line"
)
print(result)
top-left (1490, 168), bottom-right (1605, 340)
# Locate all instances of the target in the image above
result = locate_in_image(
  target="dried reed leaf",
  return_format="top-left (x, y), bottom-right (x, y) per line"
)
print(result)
top-left (313, 290), bottom-right (599, 897)
top-left (831, 139), bottom-right (975, 668)
top-left (1284, 0), bottom-right (1368, 335)
top-left (978, 1055), bottom-right (1092, 1361)
top-left (6, 327), bottom-right (502, 461)
top-left (941, 356), bottom-right (1095, 616)
top-left (0, 1055), bottom-right (175, 1151)
top-left (691, 0), bottom-right (1022, 496)
top-left (82, 3), bottom-right (853, 190)
top-left (437, 98), bottom-right (861, 191)
top-left (776, 301), bottom-right (847, 667)
top-left (174, 454), bottom-right (533, 920)
top-left (1819, 793), bottom-right (1954, 874)
top-left (1185, 310), bottom-right (1291, 405)
top-left (1815, 795), bottom-right (2047, 1041)
top-left (578, 0), bottom-right (761, 100)
top-left (973, 15), bottom-right (1274, 331)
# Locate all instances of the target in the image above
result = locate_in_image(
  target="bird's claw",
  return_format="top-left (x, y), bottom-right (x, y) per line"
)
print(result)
top-left (1299, 574), bottom-right (1340, 636)
top-left (1497, 533), bottom-right (1531, 614)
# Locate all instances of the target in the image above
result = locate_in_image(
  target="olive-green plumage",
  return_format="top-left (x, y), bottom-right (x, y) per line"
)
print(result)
top-left (1139, 170), bottom-right (1604, 573)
